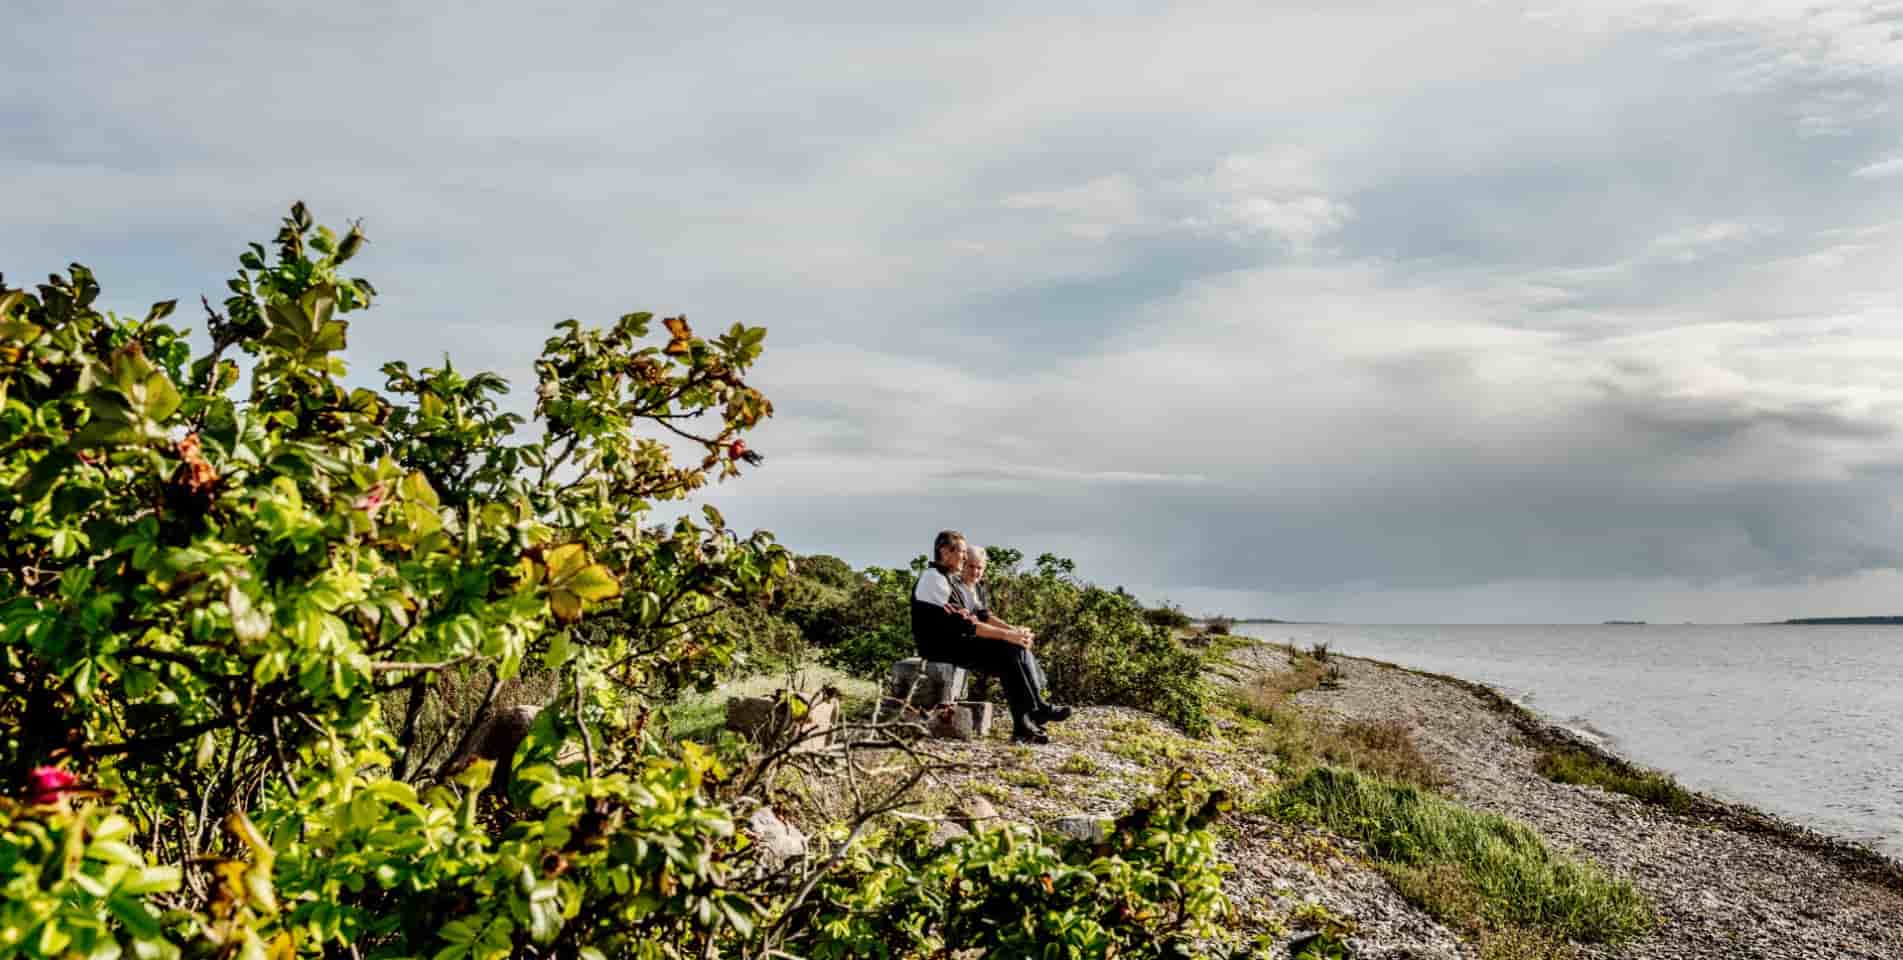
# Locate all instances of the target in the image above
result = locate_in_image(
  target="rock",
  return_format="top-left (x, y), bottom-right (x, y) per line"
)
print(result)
top-left (958, 700), bottom-right (995, 738)
top-left (725, 696), bottom-right (777, 737)
top-left (951, 796), bottom-right (999, 832)
top-left (1050, 815), bottom-right (1109, 843)
top-left (888, 657), bottom-right (969, 707)
top-left (439, 703), bottom-right (540, 797)
top-left (928, 703), bottom-right (975, 740)
top-left (726, 691), bottom-right (839, 747)
top-left (747, 807), bottom-right (807, 864)
top-left (929, 820), bottom-right (970, 847)
top-left (792, 697), bottom-right (837, 751)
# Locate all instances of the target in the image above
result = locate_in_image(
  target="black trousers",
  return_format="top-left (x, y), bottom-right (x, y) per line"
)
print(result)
top-left (932, 640), bottom-right (1045, 728)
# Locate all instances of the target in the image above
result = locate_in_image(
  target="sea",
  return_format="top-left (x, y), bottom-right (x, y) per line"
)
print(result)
top-left (1261, 623), bottom-right (1903, 859)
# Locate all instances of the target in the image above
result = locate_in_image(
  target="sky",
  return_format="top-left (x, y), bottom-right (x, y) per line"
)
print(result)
top-left (6, 1), bottom-right (1903, 623)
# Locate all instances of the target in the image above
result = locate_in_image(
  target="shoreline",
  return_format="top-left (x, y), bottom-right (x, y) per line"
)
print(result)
top-left (1362, 651), bottom-right (1903, 891)
top-left (1251, 642), bottom-right (1903, 958)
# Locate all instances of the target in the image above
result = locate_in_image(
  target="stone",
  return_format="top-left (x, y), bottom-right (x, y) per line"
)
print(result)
top-left (928, 702), bottom-right (974, 740)
top-left (888, 657), bottom-right (969, 707)
top-left (1049, 815), bottom-right (1110, 843)
top-left (791, 697), bottom-right (837, 751)
top-left (439, 703), bottom-right (541, 796)
top-left (951, 796), bottom-right (999, 832)
top-left (929, 820), bottom-right (969, 847)
top-left (725, 696), bottom-right (777, 737)
top-left (746, 807), bottom-right (807, 864)
top-left (726, 691), bottom-right (839, 747)
top-left (957, 700), bottom-right (995, 738)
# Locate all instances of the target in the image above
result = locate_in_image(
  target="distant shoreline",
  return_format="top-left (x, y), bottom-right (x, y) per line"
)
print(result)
top-left (1780, 616), bottom-right (1903, 625)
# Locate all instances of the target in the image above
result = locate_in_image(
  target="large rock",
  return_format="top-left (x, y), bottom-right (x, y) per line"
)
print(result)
top-left (1049, 815), bottom-right (1110, 843)
top-left (951, 796), bottom-right (999, 832)
top-left (726, 691), bottom-right (838, 748)
top-left (927, 703), bottom-right (974, 740)
top-left (439, 704), bottom-right (540, 796)
top-left (888, 657), bottom-right (969, 707)
top-left (725, 696), bottom-right (778, 737)
top-left (925, 701), bottom-right (995, 740)
top-left (746, 807), bottom-right (807, 864)
top-left (928, 820), bottom-right (970, 848)
top-left (957, 701), bottom-right (994, 738)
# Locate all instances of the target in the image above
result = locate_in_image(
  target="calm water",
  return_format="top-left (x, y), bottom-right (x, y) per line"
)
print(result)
top-left (1263, 624), bottom-right (1903, 858)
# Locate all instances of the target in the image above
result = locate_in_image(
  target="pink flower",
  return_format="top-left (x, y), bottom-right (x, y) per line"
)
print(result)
top-left (26, 766), bottom-right (77, 806)
top-left (353, 482), bottom-right (387, 512)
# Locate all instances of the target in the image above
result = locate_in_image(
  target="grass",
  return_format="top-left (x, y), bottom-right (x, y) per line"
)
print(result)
top-left (1266, 766), bottom-right (1654, 946)
top-left (1315, 720), bottom-right (1442, 788)
top-left (1056, 754), bottom-right (1103, 777)
top-left (1232, 660), bottom-right (1442, 788)
top-left (1535, 747), bottom-right (1695, 813)
top-left (665, 665), bottom-right (879, 743)
top-left (1001, 768), bottom-right (1052, 789)
top-left (1236, 658), bottom-right (1327, 721)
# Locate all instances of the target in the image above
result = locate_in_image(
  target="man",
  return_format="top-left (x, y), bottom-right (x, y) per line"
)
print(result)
top-left (955, 545), bottom-right (1070, 724)
top-left (911, 530), bottom-right (1051, 743)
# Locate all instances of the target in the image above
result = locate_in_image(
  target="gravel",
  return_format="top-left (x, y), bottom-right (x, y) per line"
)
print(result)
top-left (1248, 644), bottom-right (1903, 959)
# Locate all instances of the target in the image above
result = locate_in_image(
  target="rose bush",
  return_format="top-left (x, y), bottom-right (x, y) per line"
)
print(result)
top-left (0, 205), bottom-right (1243, 958)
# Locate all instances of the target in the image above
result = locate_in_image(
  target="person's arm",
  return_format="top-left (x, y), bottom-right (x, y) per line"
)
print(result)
top-left (970, 617), bottom-right (1029, 647)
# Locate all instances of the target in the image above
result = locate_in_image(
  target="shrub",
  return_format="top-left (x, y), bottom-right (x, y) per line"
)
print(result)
top-left (1203, 615), bottom-right (1234, 636)
top-left (987, 555), bottom-right (1211, 734)
top-left (1144, 604), bottom-right (1193, 629)
top-left (784, 771), bottom-right (1235, 959)
top-left (0, 206), bottom-right (1242, 959)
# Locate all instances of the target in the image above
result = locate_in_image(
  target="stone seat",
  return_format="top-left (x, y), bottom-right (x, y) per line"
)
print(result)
top-left (886, 656), bottom-right (968, 707)
top-left (876, 658), bottom-right (994, 738)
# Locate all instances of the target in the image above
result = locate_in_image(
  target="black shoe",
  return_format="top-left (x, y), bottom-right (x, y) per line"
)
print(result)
top-left (1032, 704), bottom-right (1073, 724)
top-left (1011, 724), bottom-right (1050, 745)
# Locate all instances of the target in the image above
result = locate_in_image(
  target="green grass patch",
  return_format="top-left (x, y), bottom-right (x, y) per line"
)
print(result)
top-left (1266, 767), bottom-right (1654, 945)
top-left (665, 666), bottom-right (879, 743)
top-left (1002, 768), bottom-right (1052, 789)
top-left (1535, 748), bottom-right (1695, 813)
top-left (1056, 754), bottom-right (1103, 776)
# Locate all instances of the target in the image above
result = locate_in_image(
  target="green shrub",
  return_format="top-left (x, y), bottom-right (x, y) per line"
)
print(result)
top-left (0, 205), bottom-right (1242, 959)
top-left (1267, 767), bottom-right (1654, 943)
top-left (785, 772), bottom-right (1235, 959)
top-left (1203, 615), bottom-right (1234, 636)
top-left (1144, 604), bottom-right (1193, 629)
top-left (987, 555), bottom-right (1211, 734)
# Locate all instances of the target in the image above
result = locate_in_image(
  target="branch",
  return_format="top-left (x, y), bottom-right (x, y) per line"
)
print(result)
top-left (82, 715), bottom-right (233, 758)
top-left (370, 653), bottom-right (482, 675)
top-left (572, 669), bottom-right (597, 779)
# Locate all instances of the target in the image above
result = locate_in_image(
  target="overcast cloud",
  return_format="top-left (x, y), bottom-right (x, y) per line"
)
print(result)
top-left (6, 1), bottom-right (1903, 622)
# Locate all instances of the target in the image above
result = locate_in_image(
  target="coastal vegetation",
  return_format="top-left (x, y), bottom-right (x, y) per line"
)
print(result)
top-left (0, 206), bottom-right (1238, 959)
top-left (1535, 747), bottom-right (1696, 813)
top-left (1268, 768), bottom-right (1654, 943)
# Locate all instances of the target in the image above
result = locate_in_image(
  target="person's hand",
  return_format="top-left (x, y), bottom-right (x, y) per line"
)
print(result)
top-left (1016, 629), bottom-right (1036, 648)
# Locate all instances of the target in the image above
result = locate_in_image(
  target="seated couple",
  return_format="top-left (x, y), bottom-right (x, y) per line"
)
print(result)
top-left (910, 530), bottom-right (1072, 744)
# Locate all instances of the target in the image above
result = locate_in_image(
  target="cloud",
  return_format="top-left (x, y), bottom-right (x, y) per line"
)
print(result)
top-left (1854, 154), bottom-right (1903, 178)
top-left (9, 0), bottom-right (1903, 621)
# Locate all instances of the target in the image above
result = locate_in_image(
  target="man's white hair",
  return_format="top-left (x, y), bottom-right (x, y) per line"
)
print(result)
top-left (965, 546), bottom-right (987, 566)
